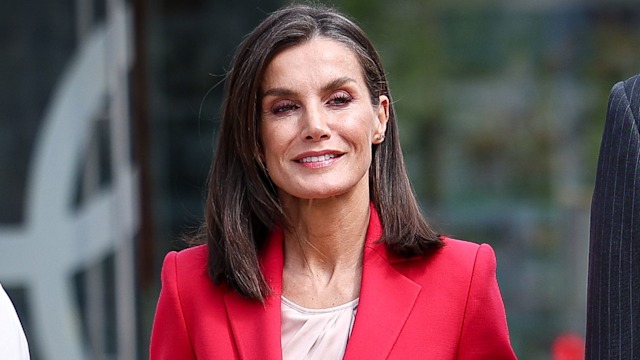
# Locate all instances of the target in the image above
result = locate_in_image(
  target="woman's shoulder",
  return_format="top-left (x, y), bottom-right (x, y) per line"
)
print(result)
top-left (159, 244), bottom-right (233, 307)
top-left (439, 237), bottom-right (497, 269)
top-left (441, 236), bottom-right (482, 248)
top-left (161, 244), bottom-right (210, 286)
top-left (397, 237), bottom-right (497, 277)
top-left (439, 237), bottom-right (496, 261)
top-left (172, 243), bottom-right (208, 262)
top-left (394, 237), bottom-right (499, 292)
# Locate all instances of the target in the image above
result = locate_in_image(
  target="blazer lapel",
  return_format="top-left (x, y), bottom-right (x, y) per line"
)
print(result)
top-left (225, 230), bottom-right (284, 360)
top-left (343, 208), bottom-right (422, 360)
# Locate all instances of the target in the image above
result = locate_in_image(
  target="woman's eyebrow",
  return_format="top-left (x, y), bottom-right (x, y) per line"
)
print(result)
top-left (261, 87), bottom-right (295, 98)
top-left (322, 76), bottom-right (357, 92)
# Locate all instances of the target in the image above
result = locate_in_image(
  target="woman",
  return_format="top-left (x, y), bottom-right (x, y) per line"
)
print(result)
top-left (150, 4), bottom-right (516, 359)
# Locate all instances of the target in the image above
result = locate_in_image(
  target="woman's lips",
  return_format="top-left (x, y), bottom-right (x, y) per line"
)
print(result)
top-left (298, 153), bottom-right (337, 163)
top-left (294, 151), bottom-right (344, 167)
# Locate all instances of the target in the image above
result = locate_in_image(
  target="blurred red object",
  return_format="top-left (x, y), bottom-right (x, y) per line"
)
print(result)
top-left (552, 332), bottom-right (585, 360)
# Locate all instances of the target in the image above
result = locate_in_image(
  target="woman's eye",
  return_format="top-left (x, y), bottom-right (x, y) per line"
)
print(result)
top-left (328, 92), bottom-right (352, 106)
top-left (272, 101), bottom-right (298, 114)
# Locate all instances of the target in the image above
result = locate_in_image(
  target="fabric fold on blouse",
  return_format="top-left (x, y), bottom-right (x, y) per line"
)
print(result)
top-left (281, 296), bottom-right (358, 360)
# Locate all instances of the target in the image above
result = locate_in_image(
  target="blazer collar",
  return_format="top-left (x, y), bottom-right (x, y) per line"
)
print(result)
top-left (224, 205), bottom-right (421, 360)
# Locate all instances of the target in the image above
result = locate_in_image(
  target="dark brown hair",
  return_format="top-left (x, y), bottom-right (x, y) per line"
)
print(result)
top-left (200, 3), bottom-right (442, 301)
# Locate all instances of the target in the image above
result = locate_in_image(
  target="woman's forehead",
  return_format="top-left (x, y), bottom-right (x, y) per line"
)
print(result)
top-left (261, 38), bottom-right (364, 90)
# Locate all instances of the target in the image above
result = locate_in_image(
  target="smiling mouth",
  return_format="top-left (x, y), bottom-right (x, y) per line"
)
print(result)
top-left (298, 154), bottom-right (338, 163)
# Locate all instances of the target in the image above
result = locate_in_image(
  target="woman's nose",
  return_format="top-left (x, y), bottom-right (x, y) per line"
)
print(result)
top-left (301, 106), bottom-right (331, 141)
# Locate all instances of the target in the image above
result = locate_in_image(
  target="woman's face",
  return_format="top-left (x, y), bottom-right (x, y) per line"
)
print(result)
top-left (259, 37), bottom-right (389, 203)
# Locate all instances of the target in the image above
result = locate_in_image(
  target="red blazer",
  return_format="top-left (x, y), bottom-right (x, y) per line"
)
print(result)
top-left (150, 209), bottom-right (516, 359)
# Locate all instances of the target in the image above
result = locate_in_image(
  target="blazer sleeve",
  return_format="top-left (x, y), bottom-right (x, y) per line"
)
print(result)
top-left (150, 251), bottom-right (197, 360)
top-left (457, 244), bottom-right (516, 359)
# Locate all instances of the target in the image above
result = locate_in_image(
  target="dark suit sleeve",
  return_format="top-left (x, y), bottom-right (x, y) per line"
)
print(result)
top-left (586, 75), bottom-right (640, 359)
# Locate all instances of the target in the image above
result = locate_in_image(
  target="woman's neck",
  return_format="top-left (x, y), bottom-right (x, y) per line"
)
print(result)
top-left (283, 189), bottom-right (370, 264)
top-left (280, 190), bottom-right (370, 308)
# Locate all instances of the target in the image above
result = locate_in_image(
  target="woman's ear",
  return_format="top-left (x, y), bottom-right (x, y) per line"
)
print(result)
top-left (373, 95), bottom-right (389, 144)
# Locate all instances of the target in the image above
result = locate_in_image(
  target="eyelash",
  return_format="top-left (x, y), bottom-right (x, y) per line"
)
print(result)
top-left (328, 92), bottom-right (352, 106)
top-left (272, 101), bottom-right (298, 114)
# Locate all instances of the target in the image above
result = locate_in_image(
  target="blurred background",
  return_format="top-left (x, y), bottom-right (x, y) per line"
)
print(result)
top-left (1, 0), bottom-right (638, 358)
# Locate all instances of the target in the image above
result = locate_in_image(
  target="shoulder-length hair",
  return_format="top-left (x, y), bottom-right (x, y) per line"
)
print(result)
top-left (199, 3), bottom-right (442, 301)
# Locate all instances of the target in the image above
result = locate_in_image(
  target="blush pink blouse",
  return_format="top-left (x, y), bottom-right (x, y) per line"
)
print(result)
top-left (281, 296), bottom-right (358, 360)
